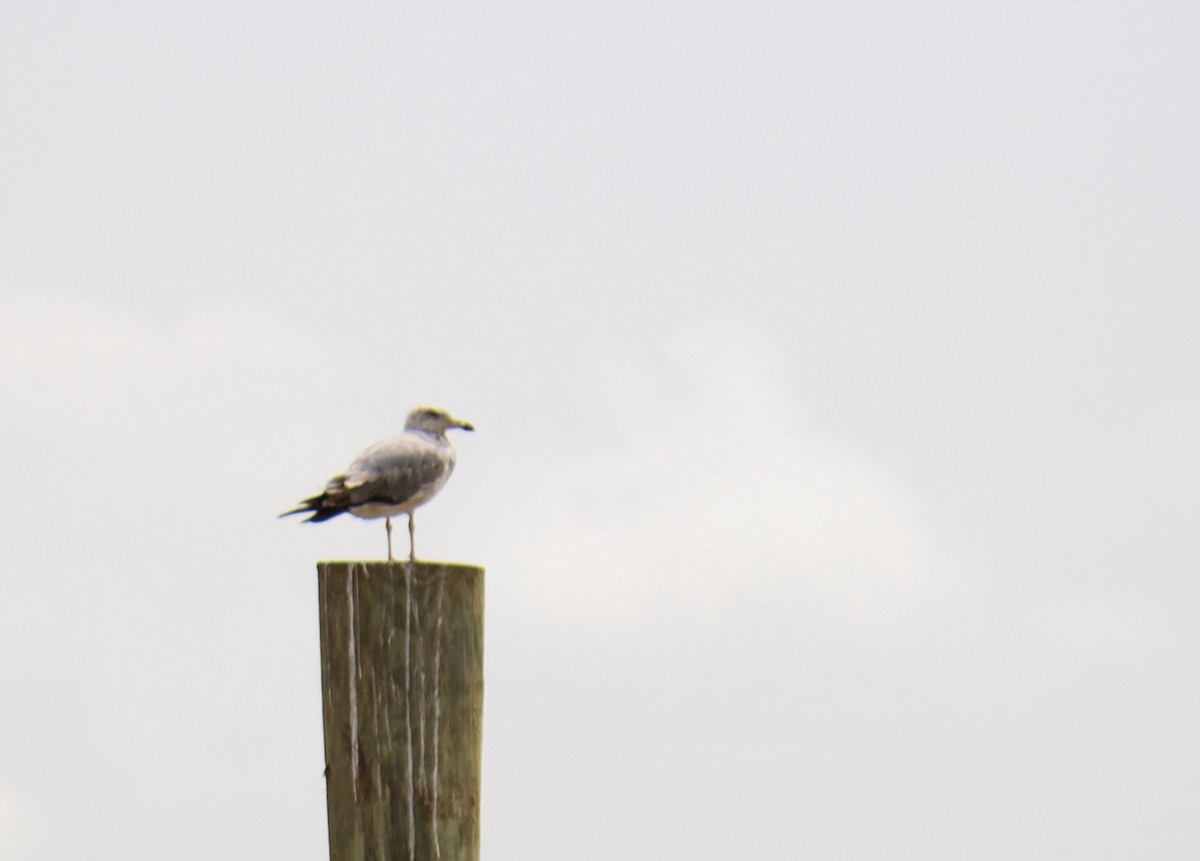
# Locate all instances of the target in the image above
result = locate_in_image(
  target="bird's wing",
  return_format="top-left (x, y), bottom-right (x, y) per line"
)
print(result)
top-left (334, 434), bottom-right (451, 506)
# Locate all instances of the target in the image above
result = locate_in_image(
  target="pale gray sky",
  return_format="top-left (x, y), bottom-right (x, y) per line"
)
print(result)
top-left (2, 1), bottom-right (1198, 859)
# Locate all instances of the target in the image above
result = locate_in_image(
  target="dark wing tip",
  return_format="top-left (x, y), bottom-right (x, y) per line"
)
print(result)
top-left (303, 506), bottom-right (348, 523)
top-left (280, 507), bottom-right (347, 523)
top-left (279, 492), bottom-right (337, 521)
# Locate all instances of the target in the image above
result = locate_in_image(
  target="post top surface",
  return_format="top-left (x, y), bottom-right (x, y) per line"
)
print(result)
top-left (317, 560), bottom-right (485, 574)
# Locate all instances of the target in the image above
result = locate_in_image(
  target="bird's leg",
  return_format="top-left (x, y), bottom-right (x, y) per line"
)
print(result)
top-left (386, 516), bottom-right (394, 563)
top-left (408, 512), bottom-right (416, 563)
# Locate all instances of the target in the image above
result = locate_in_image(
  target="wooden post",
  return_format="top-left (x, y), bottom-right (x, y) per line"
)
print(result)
top-left (317, 561), bottom-right (484, 861)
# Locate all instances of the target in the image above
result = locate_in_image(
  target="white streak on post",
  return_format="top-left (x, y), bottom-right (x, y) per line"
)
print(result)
top-left (414, 598), bottom-right (428, 792)
top-left (431, 571), bottom-right (445, 859)
top-left (382, 569), bottom-right (395, 766)
top-left (403, 562), bottom-right (416, 861)
top-left (347, 564), bottom-right (360, 800)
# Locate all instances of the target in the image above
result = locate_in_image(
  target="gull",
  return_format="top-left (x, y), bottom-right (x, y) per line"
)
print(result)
top-left (281, 405), bottom-right (474, 562)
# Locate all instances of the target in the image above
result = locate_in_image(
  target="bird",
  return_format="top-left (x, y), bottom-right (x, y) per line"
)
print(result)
top-left (281, 405), bottom-right (474, 562)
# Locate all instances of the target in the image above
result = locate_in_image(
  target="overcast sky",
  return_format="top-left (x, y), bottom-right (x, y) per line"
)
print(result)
top-left (2, 1), bottom-right (1198, 859)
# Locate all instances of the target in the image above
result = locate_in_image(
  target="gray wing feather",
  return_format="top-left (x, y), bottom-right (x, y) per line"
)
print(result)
top-left (334, 435), bottom-right (451, 506)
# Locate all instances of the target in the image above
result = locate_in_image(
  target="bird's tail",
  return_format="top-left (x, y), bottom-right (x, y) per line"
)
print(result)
top-left (279, 495), bottom-right (347, 523)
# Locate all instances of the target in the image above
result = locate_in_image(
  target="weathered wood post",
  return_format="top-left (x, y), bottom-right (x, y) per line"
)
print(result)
top-left (317, 561), bottom-right (485, 861)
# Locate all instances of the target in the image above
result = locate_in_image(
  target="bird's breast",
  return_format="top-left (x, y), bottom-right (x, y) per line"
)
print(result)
top-left (348, 502), bottom-right (412, 520)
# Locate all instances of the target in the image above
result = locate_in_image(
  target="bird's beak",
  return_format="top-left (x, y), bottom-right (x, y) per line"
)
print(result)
top-left (457, 419), bottom-right (475, 432)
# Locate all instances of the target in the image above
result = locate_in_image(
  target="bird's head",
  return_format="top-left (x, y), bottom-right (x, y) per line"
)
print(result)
top-left (404, 405), bottom-right (475, 434)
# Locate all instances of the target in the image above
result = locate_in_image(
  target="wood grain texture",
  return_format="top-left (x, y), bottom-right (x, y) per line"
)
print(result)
top-left (317, 561), bottom-right (484, 861)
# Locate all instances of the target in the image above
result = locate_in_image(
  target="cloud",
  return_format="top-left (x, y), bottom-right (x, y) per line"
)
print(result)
top-left (0, 780), bottom-right (58, 861)
top-left (0, 289), bottom-right (336, 861)
top-left (0, 292), bottom-right (969, 647)
top-left (0, 289), bottom-right (366, 546)
top-left (468, 321), bottom-right (975, 644)
top-left (0, 288), bottom-right (339, 438)
top-left (1016, 596), bottom-right (1168, 661)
